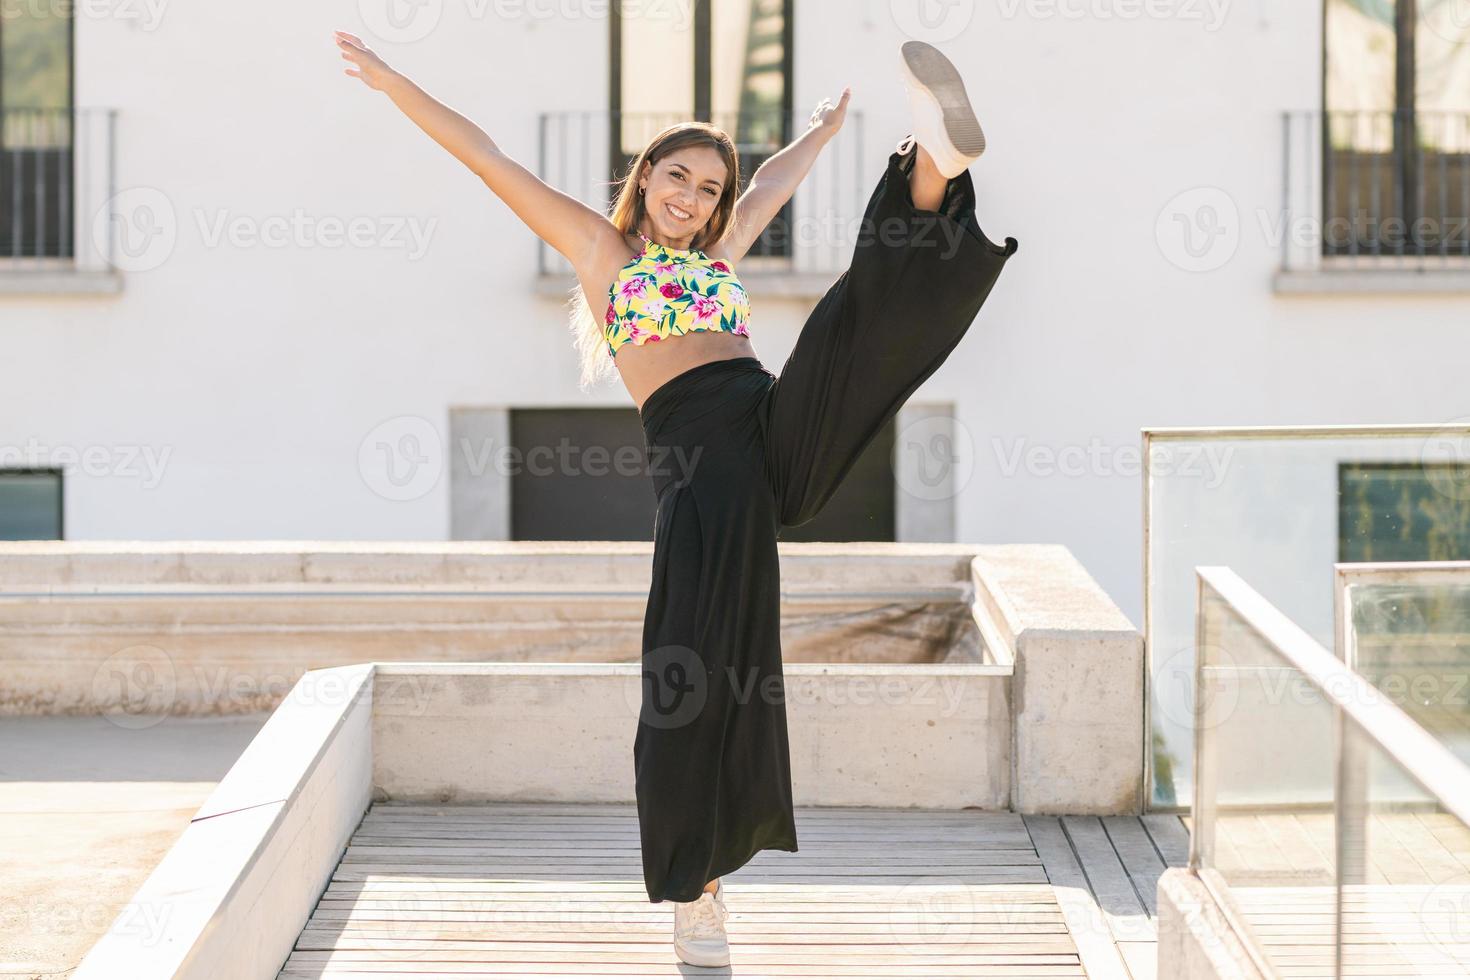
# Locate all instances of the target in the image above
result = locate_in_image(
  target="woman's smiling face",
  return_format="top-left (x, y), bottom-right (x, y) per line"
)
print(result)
top-left (639, 146), bottom-right (729, 247)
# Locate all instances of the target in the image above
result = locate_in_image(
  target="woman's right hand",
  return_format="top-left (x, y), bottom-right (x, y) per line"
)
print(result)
top-left (335, 30), bottom-right (396, 91)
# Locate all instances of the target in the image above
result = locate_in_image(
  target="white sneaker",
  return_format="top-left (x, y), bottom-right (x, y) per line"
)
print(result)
top-left (673, 881), bottom-right (730, 968)
top-left (897, 39), bottom-right (986, 178)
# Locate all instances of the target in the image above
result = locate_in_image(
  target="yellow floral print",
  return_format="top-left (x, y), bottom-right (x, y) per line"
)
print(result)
top-left (605, 232), bottom-right (751, 358)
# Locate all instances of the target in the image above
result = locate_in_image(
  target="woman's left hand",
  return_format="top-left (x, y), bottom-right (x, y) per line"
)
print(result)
top-left (808, 87), bottom-right (851, 135)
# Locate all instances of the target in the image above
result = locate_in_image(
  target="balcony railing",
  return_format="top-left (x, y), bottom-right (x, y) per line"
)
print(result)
top-left (535, 109), bottom-right (866, 278)
top-left (1190, 565), bottom-right (1470, 978)
top-left (1, 107), bottom-right (118, 271)
top-left (1282, 109), bottom-right (1470, 271)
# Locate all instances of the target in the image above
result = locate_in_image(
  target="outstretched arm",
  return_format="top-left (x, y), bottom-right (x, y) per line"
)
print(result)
top-left (335, 30), bottom-right (615, 268)
top-left (720, 87), bottom-right (852, 265)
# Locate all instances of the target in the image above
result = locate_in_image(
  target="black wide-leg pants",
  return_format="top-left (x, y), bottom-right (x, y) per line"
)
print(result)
top-left (634, 142), bottom-right (1018, 904)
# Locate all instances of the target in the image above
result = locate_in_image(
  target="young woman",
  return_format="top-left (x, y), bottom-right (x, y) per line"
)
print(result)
top-left (336, 30), bottom-right (1017, 968)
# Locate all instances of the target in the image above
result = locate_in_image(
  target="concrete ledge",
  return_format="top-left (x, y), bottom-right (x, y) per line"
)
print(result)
top-left (0, 541), bottom-right (989, 715)
top-left (973, 544), bottom-right (1144, 815)
top-left (1273, 267), bottom-right (1470, 294)
top-left (1157, 867), bottom-right (1267, 980)
top-left (70, 663), bottom-right (373, 980)
top-left (3, 541), bottom-right (1142, 815)
top-left (69, 656), bottom-right (1003, 977)
top-left (372, 661), bottom-right (1011, 808)
top-left (0, 268), bottom-right (125, 295)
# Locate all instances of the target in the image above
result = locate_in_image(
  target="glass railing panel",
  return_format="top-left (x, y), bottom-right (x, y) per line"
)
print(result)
top-left (1146, 426), bottom-right (1470, 809)
top-left (1195, 574), bottom-right (1338, 977)
top-left (1343, 569), bottom-right (1470, 763)
top-left (1340, 716), bottom-right (1470, 977)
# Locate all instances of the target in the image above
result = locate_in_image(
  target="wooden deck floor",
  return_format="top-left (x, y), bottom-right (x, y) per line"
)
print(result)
top-left (277, 802), bottom-right (1092, 978)
top-left (1023, 815), bottom-right (1190, 980)
top-left (1207, 812), bottom-right (1470, 978)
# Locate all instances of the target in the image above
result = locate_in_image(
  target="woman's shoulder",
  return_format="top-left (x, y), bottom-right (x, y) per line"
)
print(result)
top-left (700, 238), bottom-right (736, 267)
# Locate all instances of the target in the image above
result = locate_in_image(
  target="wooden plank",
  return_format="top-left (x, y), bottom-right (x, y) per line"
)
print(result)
top-left (1101, 817), bottom-right (1167, 918)
top-left (280, 963), bottom-right (1087, 975)
top-left (1368, 813), bottom-right (1434, 886)
top-left (1254, 814), bottom-right (1335, 885)
top-left (1059, 816), bottom-right (1153, 943)
top-left (1024, 815), bottom-right (1131, 979)
top-left (328, 868), bottom-right (1053, 884)
top-left (1116, 940), bottom-right (1158, 980)
top-left (284, 949), bottom-right (1084, 965)
top-left (1139, 814), bottom-right (1190, 867)
top-left (340, 843), bottom-right (1042, 860)
top-left (293, 936), bottom-right (1075, 951)
top-left (1379, 812), bottom-right (1470, 883)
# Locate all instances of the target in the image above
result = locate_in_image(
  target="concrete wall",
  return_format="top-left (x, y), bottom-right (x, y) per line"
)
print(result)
top-left (1156, 868), bottom-right (1268, 980)
top-left (0, 540), bottom-right (988, 715)
top-left (0, 541), bottom-right (1145, 813)
top-left (372, 661), bottom-right (1013, 809)
top-left (70, 664), bottom-right (374, 980)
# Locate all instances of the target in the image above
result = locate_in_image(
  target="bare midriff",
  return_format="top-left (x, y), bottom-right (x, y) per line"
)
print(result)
top-left (618, 329), bottom-right (759, 415)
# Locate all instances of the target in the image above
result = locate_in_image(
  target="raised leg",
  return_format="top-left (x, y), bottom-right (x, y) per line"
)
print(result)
top-left (759, 142), bottom-right (1018, 529)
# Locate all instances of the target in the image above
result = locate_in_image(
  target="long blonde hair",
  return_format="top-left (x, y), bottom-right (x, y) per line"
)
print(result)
top-left (566, 122), bottom-right (742, 391)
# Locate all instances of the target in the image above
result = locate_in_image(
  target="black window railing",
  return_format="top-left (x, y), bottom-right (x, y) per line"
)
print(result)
top-left (0, 107), bottom-right (116, 268)
top-left (1284, 109), bottom-right (1470, 268)
top-left (535, 108), bottom-right (866, 277)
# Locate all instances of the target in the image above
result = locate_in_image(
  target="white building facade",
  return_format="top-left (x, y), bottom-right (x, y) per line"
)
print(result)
top-left (1, 0), bottom-right (1467, 632)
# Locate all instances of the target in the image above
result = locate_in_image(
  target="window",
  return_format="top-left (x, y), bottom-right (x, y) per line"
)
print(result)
top-left (0, 2), bottom-right (75, 259)
top-left (508, 408), bottom-right (656, 541)
top-left (454, 407), bottom-right (899, 542)
top-left (0, 469), bottom-right (63, 539)
top-left (777, 420), bottom-right (897, 542)
top-left (611, 0), bottom-right (794, 258)
top-left (1322, 0), bottom-right (1470, 258)
top-left (1339, 461), bottom-right (1470, 561)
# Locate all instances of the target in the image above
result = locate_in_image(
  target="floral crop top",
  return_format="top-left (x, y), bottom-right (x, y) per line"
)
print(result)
top-left (604, 231), bottom-right (751, 358)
